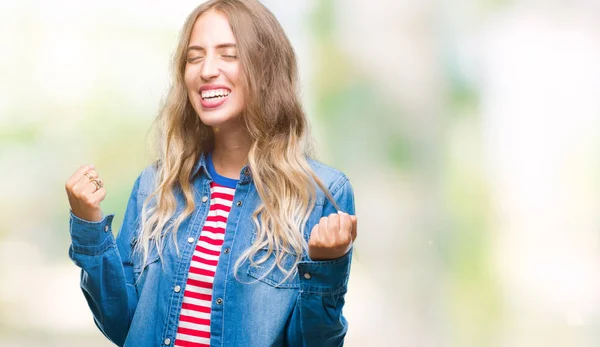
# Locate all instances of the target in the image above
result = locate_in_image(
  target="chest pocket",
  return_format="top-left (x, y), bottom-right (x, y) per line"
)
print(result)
top-left (131, 238), bottom-right (161, 276)
top-left (247, 249), bottom-right (301, 289)
top-left (245, 198), bottom-right (326, 289)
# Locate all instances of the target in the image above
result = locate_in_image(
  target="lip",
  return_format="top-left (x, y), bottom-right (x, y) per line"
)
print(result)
top-left (199, 84), bottom-right (231, 92)
top-left (198, 84), bottom-right (231, 109)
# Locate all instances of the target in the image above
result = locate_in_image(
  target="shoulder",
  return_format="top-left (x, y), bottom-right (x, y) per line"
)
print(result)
top-left (306, 157), bottom-right (351, 197)
top-left (135, 161), bottom-right (160, 196)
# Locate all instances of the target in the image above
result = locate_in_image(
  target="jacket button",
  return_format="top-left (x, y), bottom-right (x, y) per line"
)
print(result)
top-left (304, 273), bottom-right (311, 280)
top-left (236, 200), bottom-right (242, 207)
top-left (187, 237), bottom-right (195, 244)
top-left (216, 298), bottom-right (223, 305)
top-left (104, 225), bottom-right (109, 232)
top-left (164, 338), bottom-right (171, 345)
top-left (202, 196), bottom-right (209, 203)
top-left (223, 247), bottom-right (230, 254)
top-left (174, 285), bottom-right (181, 293)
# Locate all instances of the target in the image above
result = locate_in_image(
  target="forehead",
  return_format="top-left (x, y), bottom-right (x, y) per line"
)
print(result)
top-left (189, 10), bottom-right (237, 46)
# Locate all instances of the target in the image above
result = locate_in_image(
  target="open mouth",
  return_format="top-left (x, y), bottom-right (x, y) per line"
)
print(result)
top-left (201, 88), bottom-right (230, 101)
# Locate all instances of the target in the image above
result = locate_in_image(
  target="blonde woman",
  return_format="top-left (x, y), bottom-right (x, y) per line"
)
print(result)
top-left (65, 1), bottom-right (357, 346)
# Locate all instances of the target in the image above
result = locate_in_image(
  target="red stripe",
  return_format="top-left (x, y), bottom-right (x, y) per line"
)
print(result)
top-left (189, 266), bottom-right (215, 277)
top-left (201, 225), bottom-right (225, 234)
top-left (178, 314), bottom-right (211, 326)
top-left (206, 215), bottom-right (228, 223)
top-left (199, 235), bottom-right (224, 246)
top-left (177, 326), bottom-right (211, 338)
top-left (196, 245), bottom-right (221, 257)
top-left (175, 339), bottom-right (210, 347)
top-left (210, 204), bottom-right (231, 212)
top-left (183, 290), bottom-right (212, 302)
top-left (210, 192), bottom-right (234, 201)
top-left (187, 278), bottom-right (213, 289)
top-left (181, 302), bottom-right (211, 313)
top-left (192, 255), bottom-right (218, 266)
top-left (200, 232), bottom-right (224, 242)
top-left (210, 181), bottom-right (232, 189)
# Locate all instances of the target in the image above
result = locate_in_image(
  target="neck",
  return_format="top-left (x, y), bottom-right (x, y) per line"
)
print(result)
top-left (211, 126), bottom-right (252, 180)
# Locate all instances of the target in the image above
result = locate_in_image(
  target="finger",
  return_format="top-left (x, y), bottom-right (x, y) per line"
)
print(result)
top-left (71, 170), bottom-right (98, 193)
top-left (66, 164), bottom-right (94, 188)
top-left (73, 180), bottom-right (97, 198)
top-left (75, 169), bottom-right (99, 187)
top-left (318, 216), bottom-right (329, 243)
top-left (87, 179), bottom-right (103, 195)
top-left (308, 222), bottom-right (320, 244)
top-left (328, 212), bottom-right (340, 233)
top-left (92, 187), bottom-right (107, 202)
top-left (350, 215), bottom-right (357, 242)
top-left (83, 169), bottom-right (99, 180)
top-left (73, 173), bottom-right (100, 195)
top-left (339, 212), bottom-right (352, 238)
top-left (319, 216), bottom-right (328, 232)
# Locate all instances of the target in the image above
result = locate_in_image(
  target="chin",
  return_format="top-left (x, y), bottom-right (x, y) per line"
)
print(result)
top-left (197, 111), bottom-right (241, 128)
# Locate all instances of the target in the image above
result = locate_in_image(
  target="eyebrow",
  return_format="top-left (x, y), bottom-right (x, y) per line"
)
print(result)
top-left (187, 43), bottom-right (237, 52)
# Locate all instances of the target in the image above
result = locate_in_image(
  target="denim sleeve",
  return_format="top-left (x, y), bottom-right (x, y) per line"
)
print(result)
top-left (286, 175), bottom-right (355, 347)
top-left (68, 175), bottom-right (143, 347)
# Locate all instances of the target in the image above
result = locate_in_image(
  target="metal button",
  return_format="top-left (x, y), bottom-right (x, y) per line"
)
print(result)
top-left (174, 285), bottom-right (181, 293)
top-left (104, 225), bottom-right (109, 232)
top-left (164, 338), bottom-right (171, 345)
top-left (202, 196), bottom-right (209, 203)
top-left (304, 273), bottom-right (311, 280)
top-left (216, 298), bottom-right (223, 305)
top-left (243, 167), bottom-right (250, 176)
top-left (223, 248), bottom-right (230, 254)
top-left (236, 200), bottom-right (242, 207)
top-left (187, 237), bottom-right (195, 244)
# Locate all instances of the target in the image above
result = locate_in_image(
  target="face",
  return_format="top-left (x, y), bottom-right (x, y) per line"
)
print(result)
top-left (184, 10), bottom-right (245, 130)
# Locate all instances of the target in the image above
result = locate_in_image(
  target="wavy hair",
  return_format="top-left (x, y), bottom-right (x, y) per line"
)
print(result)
top-left (136, 0), bottom-right (337, 281)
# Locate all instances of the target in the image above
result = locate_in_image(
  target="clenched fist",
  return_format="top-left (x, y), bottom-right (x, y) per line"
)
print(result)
top-left (308, 211), bottom-right (358, 261)
top-left (65, 164), bottom-right (106, 222)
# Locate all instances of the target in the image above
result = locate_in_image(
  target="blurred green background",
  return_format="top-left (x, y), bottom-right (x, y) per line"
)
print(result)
top-left (1, 0), bottom-right (599, 346)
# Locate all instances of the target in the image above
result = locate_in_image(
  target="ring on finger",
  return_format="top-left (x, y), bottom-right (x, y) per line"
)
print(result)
top-left (91, 179), bottom-right (103, 191)
top-left (84, 172), bottom-right (95, 180)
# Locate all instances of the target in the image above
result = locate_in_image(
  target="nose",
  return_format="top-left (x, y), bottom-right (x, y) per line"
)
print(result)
top-left (200, 54), bottom-right (219, 81)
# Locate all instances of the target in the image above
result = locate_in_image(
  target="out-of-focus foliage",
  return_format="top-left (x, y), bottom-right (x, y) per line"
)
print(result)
top-left (1, 1), bottom-right (599, 346)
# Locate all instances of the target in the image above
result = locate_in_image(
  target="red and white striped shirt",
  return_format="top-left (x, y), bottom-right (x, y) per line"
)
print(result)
top-left (174, 181), bottom-right (236, 347)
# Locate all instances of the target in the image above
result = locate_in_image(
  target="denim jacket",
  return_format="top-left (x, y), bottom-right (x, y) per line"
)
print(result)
top-left (68, 154), bottom-right (355, 347)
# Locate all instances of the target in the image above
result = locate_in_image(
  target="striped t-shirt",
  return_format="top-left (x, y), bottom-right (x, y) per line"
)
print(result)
top-left (174, 154), bottom-right (238, 347)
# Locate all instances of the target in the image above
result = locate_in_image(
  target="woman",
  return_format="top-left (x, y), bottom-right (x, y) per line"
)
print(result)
top-left (65, 1), bottom-right (357, 346)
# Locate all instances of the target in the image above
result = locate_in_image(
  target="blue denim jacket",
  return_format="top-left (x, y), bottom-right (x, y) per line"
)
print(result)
top-left (68, 154), bottom-right (355, 347)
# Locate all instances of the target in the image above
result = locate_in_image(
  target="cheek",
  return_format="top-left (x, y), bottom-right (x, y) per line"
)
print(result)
top-left (183, 66), bottom-right (196, 92)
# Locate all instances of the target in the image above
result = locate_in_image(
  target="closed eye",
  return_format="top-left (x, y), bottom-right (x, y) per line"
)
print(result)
top-left (187, 56), bottom-right (203, 63)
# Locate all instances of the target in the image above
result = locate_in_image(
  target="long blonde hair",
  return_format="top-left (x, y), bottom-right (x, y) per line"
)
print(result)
top-left (137, 0), bottom-right (336, 280)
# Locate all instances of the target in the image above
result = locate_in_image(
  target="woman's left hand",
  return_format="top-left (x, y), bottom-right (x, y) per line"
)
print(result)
top-left (308, 212), bottom-right (357, 261)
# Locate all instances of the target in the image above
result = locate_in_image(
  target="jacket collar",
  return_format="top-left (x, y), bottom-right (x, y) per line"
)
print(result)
top-left (192, 152), bottom-right (252, 184)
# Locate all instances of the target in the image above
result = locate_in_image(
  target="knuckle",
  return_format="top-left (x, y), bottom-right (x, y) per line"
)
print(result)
top-left (342, 234), bottom-right (352, 244)
top-left (83, 195), bottom-right (95, 205)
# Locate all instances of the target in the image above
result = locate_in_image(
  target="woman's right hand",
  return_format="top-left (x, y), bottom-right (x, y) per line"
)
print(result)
top-left (65, 164), bottom-right (106, 222)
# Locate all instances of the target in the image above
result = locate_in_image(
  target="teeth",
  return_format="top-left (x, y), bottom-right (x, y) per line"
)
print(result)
top-left (201, 89), bottom-right (230, 99)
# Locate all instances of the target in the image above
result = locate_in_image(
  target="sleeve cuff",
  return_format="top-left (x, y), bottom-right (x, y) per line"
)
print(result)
top-left (69, 211), bottom-right (116, 254)
top-left (297, 249), bottom-right (352, 295)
